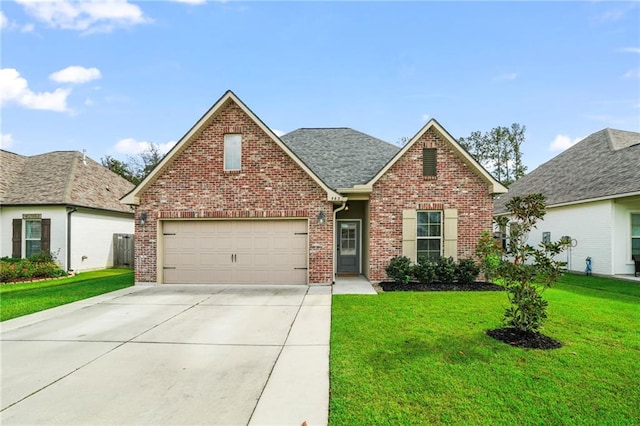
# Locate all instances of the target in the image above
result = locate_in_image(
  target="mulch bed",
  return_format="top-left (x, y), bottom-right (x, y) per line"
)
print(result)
top-left (379, 280), bottom-right (562, 349)
top-left (379, 281), bottom-right (504, 292)
top-left (487, 327), bottom-right (563, 349)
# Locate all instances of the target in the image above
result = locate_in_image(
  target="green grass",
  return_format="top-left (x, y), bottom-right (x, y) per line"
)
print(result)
top-left (330, 274), bottom-right (639, 425)
top-left (0, 269), bottom-right (134, 321)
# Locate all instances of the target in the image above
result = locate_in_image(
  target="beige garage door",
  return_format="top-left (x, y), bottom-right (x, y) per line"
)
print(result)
top-left (162, 220), bottom-right (308, 284)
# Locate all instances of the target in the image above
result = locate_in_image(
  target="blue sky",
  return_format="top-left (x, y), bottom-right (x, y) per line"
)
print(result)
top-left (1, 1), bottom-right (639, 172)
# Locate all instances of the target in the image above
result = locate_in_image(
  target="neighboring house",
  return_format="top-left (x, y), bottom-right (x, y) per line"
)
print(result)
top-left (122, 90), bottom-right (507, 285)
top-left (1, 150), bottom-right (135, 272)
top-left (494, 128), bottom-right (640, 276)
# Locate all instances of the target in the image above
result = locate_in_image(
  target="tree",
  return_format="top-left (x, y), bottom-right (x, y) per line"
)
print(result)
top-left (101, 143), bottom-right (164, 185)
top-left (494, 193), bottom-right (567, 334)
top-left (458, 123), bottom-right (527, 186)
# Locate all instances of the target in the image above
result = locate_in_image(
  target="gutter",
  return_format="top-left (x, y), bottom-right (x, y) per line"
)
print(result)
top-left (66, 207), bottom-right (77, 271)
top-left (332, 200), bottom-right (348, 283)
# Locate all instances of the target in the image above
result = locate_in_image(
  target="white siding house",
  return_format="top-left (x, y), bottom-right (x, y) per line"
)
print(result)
top-left (495, 128), bottom-right (640, 277)
top-left (0, 150), bottom-right (134, 273)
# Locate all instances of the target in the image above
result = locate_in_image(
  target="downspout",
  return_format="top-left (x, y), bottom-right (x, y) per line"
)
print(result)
top-left (66, 207), bottom-right (77, 271)
top-left (332, 199), bottom-right (348, 283)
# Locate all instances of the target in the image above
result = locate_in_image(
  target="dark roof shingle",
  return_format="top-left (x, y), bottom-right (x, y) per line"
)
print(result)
top-left (0, 150), bottom-right (134, 214)
top-left (495, 128), bottom-right (640, 213)
top-left (280, 128), bottom-right (400, 189)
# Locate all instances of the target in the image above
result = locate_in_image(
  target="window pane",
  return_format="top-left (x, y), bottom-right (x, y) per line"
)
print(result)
top-left (417, 212), bottom-right (429, 225)
top-left (26, 240), bottom-right (41, 257)
top-left (224, 134), bottom-right (241, 170)
top-left (632, 238), bottom-right (640, 256)
top-left (632, 214), bottom-right (640, 236)
top-left (25, 220), bottom-right (41, 239)
top-left (429, 212), bottom-right (441, 223)
top-left (428, 224), bottom-right (441, 237)
top-left (417, 224), bottom-right (429, 237)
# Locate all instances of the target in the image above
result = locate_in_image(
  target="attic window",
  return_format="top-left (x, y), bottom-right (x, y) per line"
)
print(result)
top-left (423, 148), bottom-right (437, 177)
top-left (224, 134), bottom-right (242, 171)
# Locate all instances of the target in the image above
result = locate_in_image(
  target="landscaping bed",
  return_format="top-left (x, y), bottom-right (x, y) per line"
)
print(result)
top-left (380, 281), bottom-right (503, 292)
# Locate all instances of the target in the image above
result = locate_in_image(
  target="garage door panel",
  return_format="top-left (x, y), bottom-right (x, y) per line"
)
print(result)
top-left (163, 220), bottom-right (308, 284)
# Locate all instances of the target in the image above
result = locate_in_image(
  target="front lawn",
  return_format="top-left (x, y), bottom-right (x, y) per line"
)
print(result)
top-left (0, 269), bottom-right (134, 321)
top-left (330, 274), bottom-right (639, 424)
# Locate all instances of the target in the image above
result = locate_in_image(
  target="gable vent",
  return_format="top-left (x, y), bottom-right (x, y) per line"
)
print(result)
top-left (423, 148), bottom-right (437, 177)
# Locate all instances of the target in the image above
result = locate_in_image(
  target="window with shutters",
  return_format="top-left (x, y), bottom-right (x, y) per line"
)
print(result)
top-left (423, 148), bottom-right (437, 177)
top-left (632, 213), bottom-right (640, 259)
top-left (224, 134), bottom-right (242, 171)
top-left (417, 211), bottom-right (442, 260)
top-left (25, 220), bottom-right (42, 257)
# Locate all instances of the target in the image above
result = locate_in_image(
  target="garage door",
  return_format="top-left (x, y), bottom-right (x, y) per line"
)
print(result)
top-left (162, 220), bottom-right (308, 284)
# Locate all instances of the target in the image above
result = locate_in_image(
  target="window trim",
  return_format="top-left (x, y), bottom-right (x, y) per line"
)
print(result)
top-left (223, 133), bottom-right (242, 171)
top-left (24, 219), bottom-right (42, 258)
top-left (416, 210), bottom-right (442, 260)
top-left (631, 212), bottom-right (640, 260)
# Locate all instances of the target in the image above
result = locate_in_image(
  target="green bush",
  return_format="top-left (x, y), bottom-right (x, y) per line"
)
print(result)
top-left (456, 258), bottom-right (480, 285)
top-left (503, 281), bottom-right (548, 331)
top-left (385, 256), bottom-right (413, 285)
top-left (435, 256), bottom-right (457, 283)
top-left (475, 230), bottom-right (503, 283)
top-left (0, 257), bottom-right (67, 283)
top-left (414, 257), bottom-right (437, 284)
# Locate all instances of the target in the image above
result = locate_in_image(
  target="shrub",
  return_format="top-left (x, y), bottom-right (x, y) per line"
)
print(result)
top-left (414, 257), bottom-right (437, 284)
top-left (435, 257), bottom-right (457, 283)
top-left (0, 257), bottom-right (67, 283)
top-left (27, 251), bottom-right (55, 263)
top-left (456, 258), bottom-right (480, 284)
top-left (385, 256), bottom-right (413, 285)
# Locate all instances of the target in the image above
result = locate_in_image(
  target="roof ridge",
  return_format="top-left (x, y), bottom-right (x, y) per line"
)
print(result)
top-left (62, 152), bottom-right (81, 203)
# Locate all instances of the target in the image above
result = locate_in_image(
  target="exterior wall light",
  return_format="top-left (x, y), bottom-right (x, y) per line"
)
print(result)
top-left (317, 211), bottom-right (326, 225)
top-left (140, 212), bottom-right (147, 226)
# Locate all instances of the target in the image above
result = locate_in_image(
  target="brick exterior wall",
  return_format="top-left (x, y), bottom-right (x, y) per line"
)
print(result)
top-left (368, 128), bottom-right (495, 282)
top-left (135, 100), bottom-right (334, 284)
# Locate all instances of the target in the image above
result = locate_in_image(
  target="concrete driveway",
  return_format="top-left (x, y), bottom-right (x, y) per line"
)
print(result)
top-left (0, 284), bottom-right (331, 426)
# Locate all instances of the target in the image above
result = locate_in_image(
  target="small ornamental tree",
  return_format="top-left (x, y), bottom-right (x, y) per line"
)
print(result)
top-left (475, 230), bottom-right (502, 283)
top-left (495, 194), bottom-right (567, 333)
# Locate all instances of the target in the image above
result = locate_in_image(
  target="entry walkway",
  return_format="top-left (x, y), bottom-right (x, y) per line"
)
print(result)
top-left (1, 284), bottom-right (331, 426)
top-left (333, 275), bottom-right (378, 295)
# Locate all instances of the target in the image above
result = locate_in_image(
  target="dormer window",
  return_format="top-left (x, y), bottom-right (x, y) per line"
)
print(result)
top-left (224, 134), bottom-right (242, 171)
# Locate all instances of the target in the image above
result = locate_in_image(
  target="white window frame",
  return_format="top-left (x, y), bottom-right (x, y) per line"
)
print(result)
top-left (224, 134), bottom-right (242, 171)
top-left (632, 213), bottom-right (640, 259)
top-left (416, 210), bottom-right (442, 260)
top-left (25, 219), bottom-right (42, 258)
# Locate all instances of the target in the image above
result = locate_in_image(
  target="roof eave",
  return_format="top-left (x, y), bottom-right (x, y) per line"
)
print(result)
top-left (121, 90), bottom-right (343, 206)
top-left (365, 119), bottom-right (508, 194)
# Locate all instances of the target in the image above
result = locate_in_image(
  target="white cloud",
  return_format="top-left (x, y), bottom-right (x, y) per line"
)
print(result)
top-left (0, 11), bottom-right (8, 29)
top-left (15, 0), bottom-right (150, 33)
top-left (622, 68), bottom-right (640, 79)
top-left (172, 0), bottom-right (207, 4)
top-left (271, 128), bottom-right (285, 137)
top-left (114, 138), bottom-right (176, 155)
top-left (421, 114), bottom-right (430, 122)
top-left (1, 133), bottom-right (15, 150)
top-left (0, 68), bottom-right (70, 112)
top-left (549, 134), bottom-right (582, 152)
top-left (50, 66), bottom-right (102, 84)
top-left (494, 72), bottom-right (517, 81)
top-left (617, 47), bottom-right (640, 54)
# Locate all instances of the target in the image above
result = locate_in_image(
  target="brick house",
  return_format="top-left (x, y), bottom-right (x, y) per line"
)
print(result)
top-left (122, 91), bottom-right (506, 285)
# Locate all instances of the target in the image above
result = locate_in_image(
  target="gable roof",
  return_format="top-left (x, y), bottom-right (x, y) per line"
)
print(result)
top-left (494, 128), bottom-right (640, 213)
top-left (1, 150), bottom-right (134, 214)
top-left (367, 119), bottom-right (507, 194)
top-left (281, 128), bottom-right (400, 189)
top-left (121, 90), bottom-right (345, 205)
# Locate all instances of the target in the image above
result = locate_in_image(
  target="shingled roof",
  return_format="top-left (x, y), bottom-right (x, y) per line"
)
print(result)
top-left (1, 150), bottom-right (134, 214)
top-left (494, 128), bottom-right (640, 214)
top-left (280, 128), bottom-right (400, 189)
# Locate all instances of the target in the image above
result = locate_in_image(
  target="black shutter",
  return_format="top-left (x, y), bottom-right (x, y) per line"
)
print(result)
top-left (41, 218), bottom-right (51, 254)
top-left (423, 148), bottom-right (437, 176)
top-left (12, 219), bottom-right (22, 258)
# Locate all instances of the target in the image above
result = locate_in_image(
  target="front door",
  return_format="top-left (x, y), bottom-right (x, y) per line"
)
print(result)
top-left (337, 220), bottom-right (360, 274)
